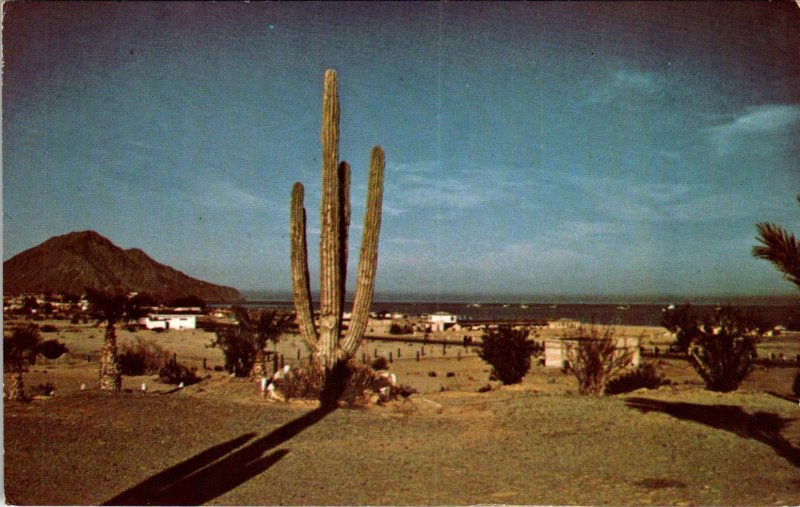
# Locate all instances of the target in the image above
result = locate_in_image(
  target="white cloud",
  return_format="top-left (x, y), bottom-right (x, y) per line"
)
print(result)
top-left (384, 237), bottom-right (431, 246)
top-left (706, 104), bottom-right (800, 156)
top-left (708, 104), bottom-right (800, 134)
top-left (190, 179), bottom-right (270, 210)
top-left (384, 160), bottom-right (506, 214)
top-left (612, 69), bottom-right (664, 93)
top-left (586, 68), bottom-right (666, 104)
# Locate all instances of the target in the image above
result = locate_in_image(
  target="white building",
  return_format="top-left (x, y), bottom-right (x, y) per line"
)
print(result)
top-left (142, 314), bottom-right (198, 330)
top-left (428, 312), bottom-right (458, 332)
top-left (544, 336), bottom-right (640, 368)
top-left (548, 318), bottom-right (581, 330)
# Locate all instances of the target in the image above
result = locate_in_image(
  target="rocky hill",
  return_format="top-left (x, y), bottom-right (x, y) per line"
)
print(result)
top-left (3, 230), bottom-right (242, 302)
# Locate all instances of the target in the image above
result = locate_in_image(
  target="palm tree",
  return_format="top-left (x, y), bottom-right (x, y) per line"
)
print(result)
top-left (232, 307), bottom-right (293, 378)
top-left (4, 325), bottom-right (68, 400)
top-left (4, 325), bottom-right (42, 400)
top-left (753, 194), bottom-right (800, 290)
top-left (85, 288), bottom-right (149, 391)
top-left (214, 307), bottom-right (293, 378)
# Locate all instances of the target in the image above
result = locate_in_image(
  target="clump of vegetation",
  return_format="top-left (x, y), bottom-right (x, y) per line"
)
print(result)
top-left (30, 382), bottom-right (57, 397)
top-left (38, 339), bottom-right (69, 360)
top-left (211, 325), bottom-right (256, 377)
top-left (567, 326), bottom-right (635, 395)
top-left (210, 307), bottom-right (292, 378)
top-left (3, 325), bottom-right (68, 401)
top-left (371, 356), bottom-right (389, 370)
top-left (40, 324), bottom-right (58, 333)
top-left (662, 304), bottom-right (702, 353)
top-left (118, 337), bottom-right (170, 375)
top-left (271, 360), bottom-right (414, 407)
top-left (753, 193), bottom-right (800, 291)
top-left (478, 326), bottom-right (539, 385)
top-left (158, 357), bottom-right (200, 386)
top-left (389, 322), bottom-right (414, 335)
top-left (664, 306), bottom-right (763, 392)
top-left (605, 361), bottom-right (670, 395)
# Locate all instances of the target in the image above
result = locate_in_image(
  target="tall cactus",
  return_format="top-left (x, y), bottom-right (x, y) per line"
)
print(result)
top-left (290, 69), bottom-right (385, 370)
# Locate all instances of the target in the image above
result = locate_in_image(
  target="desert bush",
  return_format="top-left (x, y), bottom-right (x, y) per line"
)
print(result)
top-left (478, 326), bottom-right (539, 385)
top-left (30, 382), bottom-right (56, 397)
top-left (371, 356), bottom-right (389, 370)
top-left (118, 337), bottom-right (170, 375)
top-left (211, 325), bottom-right (256, 377)
top-left (158, 358), bottom-right (200, 386)
top-left (272, 360), bottom-right (413, 407)
top-left (40, 324), bottom-right (58, 333)
top-left (389, 322), bottom-right (414, 335)
top-left (39, 339), bottom-right (69, 360)
top-left (605, 362), bottom-right (670, 395)
top-left (568, 327), bottom-right (634, 395)
top-left (210, 308), bottom-right (292, 378)
top-left (669, 307), bottom-right (761, 392)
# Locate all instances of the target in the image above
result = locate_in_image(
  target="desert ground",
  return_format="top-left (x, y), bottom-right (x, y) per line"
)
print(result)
top-left (4, 318), bottom-right (800, 505)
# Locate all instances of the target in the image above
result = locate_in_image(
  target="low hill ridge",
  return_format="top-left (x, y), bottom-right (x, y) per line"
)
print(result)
top-left (3, 230), bottom-right (242, 302)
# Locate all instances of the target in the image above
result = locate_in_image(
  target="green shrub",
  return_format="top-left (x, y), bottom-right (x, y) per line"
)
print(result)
top-left (477, 326), bottom-right (539, 385)
top-left (389, 322), bottom-right (414, 335)
top-left (210, 308), bottom-right (292, 378)
top-left (211, 326), bottom-right (256, 377)
top-left (272, 360), bottom-right (414, 407)
top-left (30, 382), bottom-right (56, 397)
top-left (371, 356), bottom-right (389, 370)
top-left (38, 339), bottom-right (69, 360)
top-left (118, 337), bottom-right (170, 375)
top-left (670, 307), bottom-right (761, 392)
top-left (568, 327), bottom-right (634, 395)
top-left (158, 358), bottom-right (200, 386)
top-left (605, 362), bottom-right (670, 395)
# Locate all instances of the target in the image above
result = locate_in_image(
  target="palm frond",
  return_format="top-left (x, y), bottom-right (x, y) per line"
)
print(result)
top-left (753, 222), bottom-right (800, 289)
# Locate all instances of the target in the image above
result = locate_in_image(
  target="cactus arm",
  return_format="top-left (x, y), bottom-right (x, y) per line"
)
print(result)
top-left (342, 146), bottom-right (385, 356)
top-left (290, 182), bottom-right (319, 351)
top-left (339, 161), bottom-right (351, 318)
top-left (319, 69), bottom-right (343, 364)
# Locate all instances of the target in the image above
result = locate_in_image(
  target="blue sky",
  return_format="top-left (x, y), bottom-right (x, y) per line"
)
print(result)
top-left (3, 2), bottom-right (800, 298)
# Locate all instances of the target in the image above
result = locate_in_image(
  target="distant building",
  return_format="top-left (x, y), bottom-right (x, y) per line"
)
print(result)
top-left (142, 314), bottom-right (198, 330)
top-left (548, 318), bottom-right (580, 329)
top-left (544, 336), bottom-right (640, 368)
top-left (428, 312), bottom-right (458, 332)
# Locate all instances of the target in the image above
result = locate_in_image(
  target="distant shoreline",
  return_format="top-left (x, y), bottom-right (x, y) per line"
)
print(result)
top-left (236, 291), bottom-right (800, 307)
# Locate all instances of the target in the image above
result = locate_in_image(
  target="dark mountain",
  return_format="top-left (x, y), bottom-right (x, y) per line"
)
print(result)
top-left (3, 231), bottom-right (242, 302)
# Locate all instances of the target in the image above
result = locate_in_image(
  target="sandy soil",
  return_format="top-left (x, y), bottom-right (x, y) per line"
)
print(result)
top-left (4, 318), bottom-right (800, 505)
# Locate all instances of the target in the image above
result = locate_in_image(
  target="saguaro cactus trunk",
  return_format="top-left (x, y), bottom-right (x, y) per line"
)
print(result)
top-left (290, 69), bottom-right (385, 371)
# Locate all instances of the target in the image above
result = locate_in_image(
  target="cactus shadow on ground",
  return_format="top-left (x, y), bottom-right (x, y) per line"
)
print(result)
top-left (102, 406), bottom-right (335, 505)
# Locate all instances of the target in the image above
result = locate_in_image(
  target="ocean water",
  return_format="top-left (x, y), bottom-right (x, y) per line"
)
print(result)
top-left (237, 291), bottom-right (799, 327)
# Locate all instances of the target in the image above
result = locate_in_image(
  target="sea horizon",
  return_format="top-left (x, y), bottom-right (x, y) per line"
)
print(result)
top-left (238, 289), bottom-right (800, 307)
